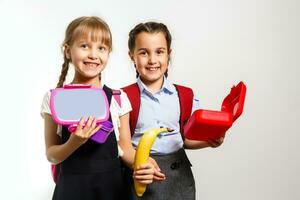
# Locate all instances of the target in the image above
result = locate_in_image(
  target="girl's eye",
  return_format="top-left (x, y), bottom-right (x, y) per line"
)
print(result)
top-left (139, 51), bottom-right (147, 56)
top-left (81, 44), bottom-right (88, 49)
top-left (157, 50), bottom-right (165, 55)
top-left (99, 46), bottom-right (106, 52)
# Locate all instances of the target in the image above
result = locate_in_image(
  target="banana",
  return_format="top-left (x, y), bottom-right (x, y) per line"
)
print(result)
top-left (134, 127), bottom-right (172, 197)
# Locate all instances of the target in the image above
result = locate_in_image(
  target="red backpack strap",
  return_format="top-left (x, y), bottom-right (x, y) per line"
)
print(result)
top-left (122, 83), bottom-right (140, 135)
top-left (174, 84), bottom-right (194, 140)
top-left (112, 89), bottom-right (122, 107)
top-left (51, 164), bottom-right (60, 183)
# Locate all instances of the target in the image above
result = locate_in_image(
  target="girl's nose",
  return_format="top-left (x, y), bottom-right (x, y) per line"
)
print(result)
top-left (148, 54), bottom-right (157, 64)
top-left (88, 48), bottom-right (98, 59)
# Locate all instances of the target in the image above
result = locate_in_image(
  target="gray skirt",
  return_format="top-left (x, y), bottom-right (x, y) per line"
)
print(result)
top-left (126, 148), bottom-right (196, 200)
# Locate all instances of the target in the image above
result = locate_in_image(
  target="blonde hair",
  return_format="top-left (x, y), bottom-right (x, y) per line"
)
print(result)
top-left (56, 16), bottom-right (112, 87)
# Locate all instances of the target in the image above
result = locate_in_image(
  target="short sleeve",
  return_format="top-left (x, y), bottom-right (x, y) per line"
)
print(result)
top-left (40, 91), bottom-right (51, 118)
top-left (110, 89), bottom-right (132, 131)
top-left (40, 90), bottom-right (62, 136)
top-left (192, 95), bottom-right (200, 113)
top-left (110, 89), bottom-right (132, 156)
top-left (118, 89), bottom-right (132, 116)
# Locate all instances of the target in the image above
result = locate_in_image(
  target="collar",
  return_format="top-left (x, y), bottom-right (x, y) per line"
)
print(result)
top-left (137, 76), bottom-right (176, 95)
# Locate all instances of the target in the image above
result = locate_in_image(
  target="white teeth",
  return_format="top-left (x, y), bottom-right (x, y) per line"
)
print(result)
top-left (148, 67), bottom-right (158, 71)
top-left (85, 63), bottom-right (98, 67)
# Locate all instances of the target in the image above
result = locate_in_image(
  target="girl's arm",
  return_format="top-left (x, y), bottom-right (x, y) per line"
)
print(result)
top-left (44, 114), bottom-right (100, 164)
top-left (118, 113), bottom-right (137, 168)
top-left (186, 97), bottom-right (224, 149)
top-left (184, 137), bottom-right (224, 149)
top-left (118, 113), bottom-right (165, 183)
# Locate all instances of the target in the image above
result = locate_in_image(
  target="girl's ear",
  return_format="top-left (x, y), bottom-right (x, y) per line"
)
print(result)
top-left (128, 51), bottom-right (137, 69)
top-left (64, 44), bottom-right (71, 59)
top-left (168, 48), bottom-right (172, 63)
top-left (128, 51), bottom-right (134, 62)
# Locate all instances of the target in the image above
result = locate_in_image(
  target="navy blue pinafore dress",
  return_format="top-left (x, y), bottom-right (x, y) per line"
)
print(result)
top-left (52, 85), bottom-right (126, 200)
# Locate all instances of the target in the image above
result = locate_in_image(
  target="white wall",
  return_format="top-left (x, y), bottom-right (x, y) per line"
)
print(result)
top-left (0, 0), bottom-right (299, 199)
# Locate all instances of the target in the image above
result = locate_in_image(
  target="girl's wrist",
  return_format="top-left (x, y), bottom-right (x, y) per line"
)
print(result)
top-left (67, 135), bottom-right (85, 149)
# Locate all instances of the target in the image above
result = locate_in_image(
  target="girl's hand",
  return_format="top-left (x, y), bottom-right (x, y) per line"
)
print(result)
top-left (207, 137), bottom-right (224, 148)
top-left (133, 163), bottom-right (155, 185)
top-left (69, 116), bottom-right (101, 145)
top-left (149, 157), bottom-right (166, 181)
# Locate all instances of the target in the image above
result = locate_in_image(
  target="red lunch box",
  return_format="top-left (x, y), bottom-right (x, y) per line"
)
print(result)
top-left (184, 81), bottom-right (247, 141)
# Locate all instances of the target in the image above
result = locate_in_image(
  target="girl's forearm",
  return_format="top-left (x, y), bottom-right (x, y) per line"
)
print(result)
top-left (118, 113), bottom-right (136, 169)
top-left (120, 145), bottom-right (136, 169)
top-left (46, 138), bottom-right (82, 164)
top-left (184, 139), bottom-right (210, 149)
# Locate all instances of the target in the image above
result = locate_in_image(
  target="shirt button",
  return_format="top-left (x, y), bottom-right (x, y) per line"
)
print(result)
top-left (170, 162), bottom-right (179, 170)
top-left (170, 163), bottom-right (177, 170)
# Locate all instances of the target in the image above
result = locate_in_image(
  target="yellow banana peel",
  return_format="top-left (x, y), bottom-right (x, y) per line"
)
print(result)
top-left (134, 127), bottom-right (171, 197)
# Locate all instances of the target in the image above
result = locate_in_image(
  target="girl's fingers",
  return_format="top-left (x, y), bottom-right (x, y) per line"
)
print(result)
top-left (135, 163), bottom-right (166, 182)
top-left (90, 125), bottom-right (102, 136)
top-left (207, 138), bottom-right (223, 147)
top-left (134, 168), bottom-right (154, 176)
top-left (153, 170), bottom-right (166, 181)
top-left (149, 157), bottom-right (161, 171)
top-left (133, 174), bottom-right (153, 179)
top-left (73, 117), bottom-right (85, 138)
top-left (133, 176), bottom-right (154, 184)
top-left (153, 176), bottom-right (165, 181)
top-left (83, 116), bottom-right (95, 137)
top-left (207, 140), bottom-right (217, 147)
top-left (91, 117), bottom-right (98, 128)
top-left (87, 117), bottom-right (98, 136)
top-left (84, 116), bottom-right (93, 129)
top-left (219, 137), bottom-right (224, 143)
top-left (135, 179), bottom-right (153, 185)
top-left (77, 117), bottom-right (86, 129)
top-left (136, 163), bottom-right (154, 170)
top-left (133, 163), bottom-right (156, 184)
top-left (73, 116), bottom-right (101, 140)
top-left (133, 172), bottom-right (154, 185)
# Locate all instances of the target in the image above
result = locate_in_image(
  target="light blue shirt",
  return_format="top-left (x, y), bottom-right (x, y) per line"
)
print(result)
top-left (131, 77), bottom-right (200, 155)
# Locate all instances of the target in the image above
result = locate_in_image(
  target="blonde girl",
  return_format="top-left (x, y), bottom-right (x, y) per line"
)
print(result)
top-left (41, 16), bottom-right (154, 200)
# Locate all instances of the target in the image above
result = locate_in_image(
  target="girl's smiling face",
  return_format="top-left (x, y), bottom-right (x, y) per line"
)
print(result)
top-left (130, 32), bottom-right (171, 87)
top-left (65, 36), bottom-right (110, 81)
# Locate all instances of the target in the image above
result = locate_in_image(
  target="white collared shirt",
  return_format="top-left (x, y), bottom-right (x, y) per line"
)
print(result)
top-left (131, 77), bottom-right (199, 155)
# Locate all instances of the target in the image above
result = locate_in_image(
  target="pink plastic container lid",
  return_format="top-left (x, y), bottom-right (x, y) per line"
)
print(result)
top-left (50, 84), bottom-right (110, 126)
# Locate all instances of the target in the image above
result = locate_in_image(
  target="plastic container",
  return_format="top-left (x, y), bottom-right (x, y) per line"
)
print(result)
top-left (50, 84), bottom-right (113, 143)
top-left (184, 81), bottom-right (246, 141)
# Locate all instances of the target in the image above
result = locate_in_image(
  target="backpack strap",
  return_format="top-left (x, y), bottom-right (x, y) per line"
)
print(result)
top-left (123, 83), bottom-right (194, 139)
top-left (112, 89), bottom-right (122, 107)
top-left (174, 84), bottom-right (194, 140)
top-left (51, 164), bottom-right (59, 183)
top-left (122, 83), bottom-right (140, 135)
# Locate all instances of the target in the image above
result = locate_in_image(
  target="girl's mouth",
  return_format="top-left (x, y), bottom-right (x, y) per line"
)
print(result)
top-left (84, 62), bottom-right (99, 68)
top-left (146, 67), bottom-right (160, 71)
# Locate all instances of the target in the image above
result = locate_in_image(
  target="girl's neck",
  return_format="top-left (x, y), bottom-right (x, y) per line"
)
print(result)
top-left (71, 76), bottom-right (102, 88)
top-left (140, 77), bottom-right (164, 94)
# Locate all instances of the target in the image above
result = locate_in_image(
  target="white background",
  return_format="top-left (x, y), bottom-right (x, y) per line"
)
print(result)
top-left (0, 0), bottom-right (299, 199)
